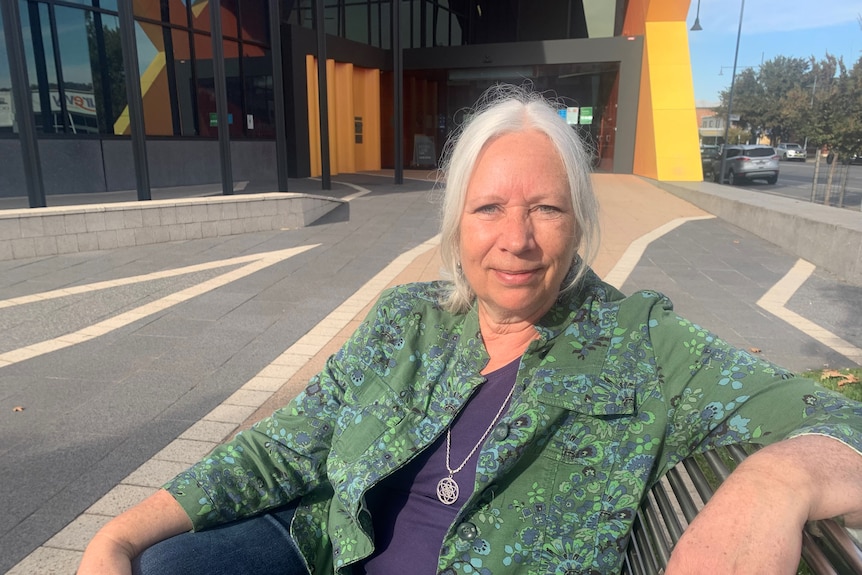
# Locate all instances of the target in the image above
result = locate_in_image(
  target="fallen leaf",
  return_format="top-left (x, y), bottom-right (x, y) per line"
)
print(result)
top-left (733, 240), bottom-right (740, 244)
top-left (749, 347), bottom-right (761, 354)
top-left (837, 374), bottom-right (860, 387)
top-left (819, 370), bottom-right (860, 387)
top-left (12, 406), bottom-right (24, 412)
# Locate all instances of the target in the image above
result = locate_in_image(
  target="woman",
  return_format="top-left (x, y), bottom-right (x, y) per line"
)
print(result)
top-left (78, 86), bottom-right (862, 575)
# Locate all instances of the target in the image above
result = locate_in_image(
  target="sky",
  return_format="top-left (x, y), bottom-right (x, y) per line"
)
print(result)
top-left (686, 0), bottom-right (862, 107)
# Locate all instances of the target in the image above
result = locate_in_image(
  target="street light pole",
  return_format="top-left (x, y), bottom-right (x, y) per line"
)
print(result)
top-left (718, 0), bottom-right (745, 183)
top-left (691, 0), bottom-right (702, 31)
top-left (803, 76), bottom-right (816, 152)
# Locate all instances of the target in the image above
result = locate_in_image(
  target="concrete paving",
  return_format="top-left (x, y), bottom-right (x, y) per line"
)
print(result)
top-left (1, 172), bottom-right (861, 574)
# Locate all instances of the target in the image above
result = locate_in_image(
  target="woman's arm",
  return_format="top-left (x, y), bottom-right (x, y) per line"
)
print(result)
top-left (666, 434), bottom-right (862, 574)
top-left (77, 489), bottom-right (193, 575)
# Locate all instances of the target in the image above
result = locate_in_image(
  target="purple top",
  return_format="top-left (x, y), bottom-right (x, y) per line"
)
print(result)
top-left (359, 357), bottom-right (521, 574)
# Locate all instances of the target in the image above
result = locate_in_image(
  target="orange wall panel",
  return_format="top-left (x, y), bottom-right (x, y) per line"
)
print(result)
top-left (325, 59), bottom-right (338, 175)
top-left (333, 62), bottom-right (356, 174)
top-left (306, 55), bottom-right (321, 177)
top-left (305, 57), bottom-right (382, 176)
top-left (353, 69), bottom-right (381, 171)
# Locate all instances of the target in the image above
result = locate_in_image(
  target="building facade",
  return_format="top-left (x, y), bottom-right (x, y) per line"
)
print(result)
top-left (0, 0), bottom-right (702, 206)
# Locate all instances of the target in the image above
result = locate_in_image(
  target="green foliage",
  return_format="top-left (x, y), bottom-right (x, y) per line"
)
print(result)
top-left (715, 54), bottom-right (862, 156)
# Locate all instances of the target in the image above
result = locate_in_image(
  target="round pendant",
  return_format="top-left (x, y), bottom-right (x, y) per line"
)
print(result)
top-left (437, 476), bottom-right (460, 505)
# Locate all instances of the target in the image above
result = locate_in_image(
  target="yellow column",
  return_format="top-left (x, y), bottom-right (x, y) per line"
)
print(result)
top-left (630, 0), bottom-right (702, 181)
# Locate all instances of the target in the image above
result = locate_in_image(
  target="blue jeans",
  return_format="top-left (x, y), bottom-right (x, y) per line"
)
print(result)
top-left (132, 504), bottom-right (309, 575)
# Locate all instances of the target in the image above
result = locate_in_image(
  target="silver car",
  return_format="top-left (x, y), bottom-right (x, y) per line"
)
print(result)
top-left (712, 144), bottom-right (779, 185)
top-left (776, 142), bottom-right (807, 161)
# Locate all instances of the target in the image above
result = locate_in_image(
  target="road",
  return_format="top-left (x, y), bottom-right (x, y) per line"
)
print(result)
top-left (714, 158), bottom-right (862, 211)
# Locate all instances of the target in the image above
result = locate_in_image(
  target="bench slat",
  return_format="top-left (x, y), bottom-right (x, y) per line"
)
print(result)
top-left (624, 445), bottom-right (862, 574)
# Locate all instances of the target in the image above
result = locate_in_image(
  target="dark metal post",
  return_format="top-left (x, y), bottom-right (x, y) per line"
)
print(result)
top-left (315, 0), bottom-right (331, 189)
top-left (392, 0), bottom-right (403, 184)
top-left (117, 0), bottom-right (151, 200)
top-left (718, 0), bottom-right (744, 184)
top-left (268, 0), bottom-right (289, 192)
top-left (210, 0), bottom-right (234, 195)
top-left (2, 0), bottom-right (46, 207)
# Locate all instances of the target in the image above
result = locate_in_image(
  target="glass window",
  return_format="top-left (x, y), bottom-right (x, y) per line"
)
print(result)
top-left (324, 4), bottom-right (338, 36)
top-left (221, 0), bottom-right (239, 38)
top-left (132, 0), bottom-right (161, 21)
top-left (135, 20), bottom-right (174, 135)
top-left (370, 0), bottom-right (381, 47)
top-left (0, 6), bottom-right (14, 135)
top-left (87, 12), bottom-right (127, 135)
top-left (409, 0), bottom-right (419, 48)
top-left (224, 39), bottom-right (242, 138)
top-left (54, 6), bottom-right (100, 134)
top-left (62, 0), bottom-right (119, 10)
top-left (378, 1), bottom-right (390, 49)
top-left (345, 0), bottom-right (368, 44)
top-left (174, 28), bottom-right (198, 135)
top-left (133, 0), bottom-right (188, 26)
top-left (135, 0), bottom-right (188, 25)
top-left (189, 0), bottom-right (210, 33)
top-left (242, 45), bottom-right (274, 138)
top-left (240, 0), bottom-right (269, 44)
top-left (424, 1), bottom-right (433, 48)
top-left (192, 32), bottom-right (216, 137)
top-left (20, 1), bottom-right (61, 133)
top-left (288, 0), bottom-right (313, 28)
top-left (169, 0), bottom-right (190, 27)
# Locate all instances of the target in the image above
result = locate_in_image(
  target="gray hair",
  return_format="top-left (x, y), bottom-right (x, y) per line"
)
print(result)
top-left (437, 84), bottom-right (600, 314)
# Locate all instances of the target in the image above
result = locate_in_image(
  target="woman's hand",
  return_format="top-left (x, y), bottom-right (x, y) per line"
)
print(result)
top-left (666, 435), bottom-right (862, 574)
top-left (77, 489), bottom-right (193, 575)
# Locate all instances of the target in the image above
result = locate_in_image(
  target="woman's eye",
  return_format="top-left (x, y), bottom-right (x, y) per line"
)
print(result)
top-left (535, 205), bottom-right (561, 214)
top-left (475, 204), bottom-right (500, 214)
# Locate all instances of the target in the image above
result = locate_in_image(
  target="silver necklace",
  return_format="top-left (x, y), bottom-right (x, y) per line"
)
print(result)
top-left (436, 376), bottom-right (519, 505)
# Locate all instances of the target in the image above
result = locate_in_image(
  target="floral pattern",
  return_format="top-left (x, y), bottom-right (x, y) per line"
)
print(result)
top-left (164, 271), bottom-right (862, 574)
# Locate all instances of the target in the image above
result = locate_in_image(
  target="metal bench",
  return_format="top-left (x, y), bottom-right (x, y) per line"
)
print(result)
top-left (624, 444), bottom-right (862, 574)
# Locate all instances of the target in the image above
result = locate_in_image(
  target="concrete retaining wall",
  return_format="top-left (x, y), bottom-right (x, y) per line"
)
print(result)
top-left (0, 193), bottom-right (344, 261)
top-left (654, 179), bottom-right (862, 286)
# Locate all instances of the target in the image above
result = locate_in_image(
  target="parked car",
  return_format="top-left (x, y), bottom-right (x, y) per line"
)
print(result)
top-left (700, 145), bottom-right (720, 179)
top-left (712, 144), bottom-right (780, 185)
top-left (776, 142), bottom-right (807, 161)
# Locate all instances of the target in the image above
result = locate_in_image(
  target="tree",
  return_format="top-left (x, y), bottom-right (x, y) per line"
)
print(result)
top-left (825, 58), bottom-right (862, 158)
top-left (715, 53), bottom-right (862, 154)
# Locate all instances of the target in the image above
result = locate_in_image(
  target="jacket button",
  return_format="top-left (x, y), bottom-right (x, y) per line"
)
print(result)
top-left (492, 422), bottom-right (509, 441)
top-left (456, 521), bottom-right (478, 541)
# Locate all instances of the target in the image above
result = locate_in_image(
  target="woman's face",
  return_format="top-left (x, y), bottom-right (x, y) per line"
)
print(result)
top-left (459, 129), bottom-right (577, 325)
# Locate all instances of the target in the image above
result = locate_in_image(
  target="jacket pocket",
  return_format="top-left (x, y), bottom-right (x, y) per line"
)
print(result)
top-left (331, 369), bottom-right (405, 463)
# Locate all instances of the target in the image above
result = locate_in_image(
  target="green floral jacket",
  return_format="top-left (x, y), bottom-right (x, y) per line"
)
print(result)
top-left (165, 271), bottom-right (862, 575)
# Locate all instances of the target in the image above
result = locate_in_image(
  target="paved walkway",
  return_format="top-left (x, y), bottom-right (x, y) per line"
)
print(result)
top-left (2, 172), bottom-right (861, 574)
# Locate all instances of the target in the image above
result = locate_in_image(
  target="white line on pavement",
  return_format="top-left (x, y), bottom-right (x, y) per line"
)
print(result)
top-left (0, 245), bottom-right (319, 369)
top-left (603, 215), bottom-right (716, 288)
top-left (757, 259), bottom-right (862, 365)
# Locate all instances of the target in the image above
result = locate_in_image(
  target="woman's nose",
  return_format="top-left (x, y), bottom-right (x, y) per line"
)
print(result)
top-left (499, 212), bottom-right (535, 253)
